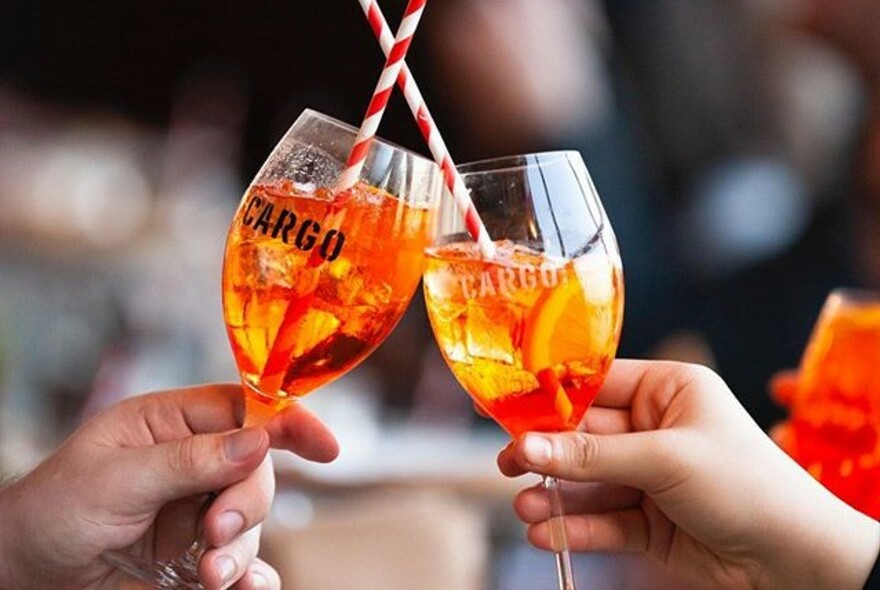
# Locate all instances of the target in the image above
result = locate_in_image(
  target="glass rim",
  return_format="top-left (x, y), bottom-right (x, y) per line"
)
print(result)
top-left (456, 150), bottom-right (583, 176)
top-left (827, 287), bottom-right (880, 306)
top-left (300, 108), bottom-right (435, 164)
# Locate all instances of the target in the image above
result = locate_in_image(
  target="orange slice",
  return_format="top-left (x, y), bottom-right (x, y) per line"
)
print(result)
top-left (522, 277), bottom-right (586, 424)
top-left (522, 256), bottom-right (618, 424)
top-left (523, 275), bottom-right (592, 371)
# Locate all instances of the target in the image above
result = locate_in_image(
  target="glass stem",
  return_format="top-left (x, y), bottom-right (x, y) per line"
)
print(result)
top-left (103, 492), bottom-right (217, 588)
top-left (241, 381), bottom-right (293, 427)
top-left (544, 475), bottom-right (577, 590)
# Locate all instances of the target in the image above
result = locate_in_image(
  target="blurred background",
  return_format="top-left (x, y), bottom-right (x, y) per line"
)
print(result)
top-left (1, 0), bottom-right (879, 588)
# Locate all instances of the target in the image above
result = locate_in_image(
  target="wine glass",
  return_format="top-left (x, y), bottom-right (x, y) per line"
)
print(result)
top-left (105, 108), bottom-right (442, 587)
top-left (422, 151), bottom-right (624, 590)
top-left (222, 109), bottom-right (441, 423)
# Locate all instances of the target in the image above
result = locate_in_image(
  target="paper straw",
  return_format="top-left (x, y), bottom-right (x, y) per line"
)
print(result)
top-left (310, 0), bottom-right (429, 263)
top-left (257, 0), bottom-right (429, 395)
top-left (335, 0), bottom-right (428, 192)
top-left (357, 0), bottom-right (495, 258)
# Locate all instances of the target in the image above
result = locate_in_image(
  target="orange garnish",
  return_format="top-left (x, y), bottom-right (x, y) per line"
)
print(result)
top-left (522, 255), bottom-right (619, 424)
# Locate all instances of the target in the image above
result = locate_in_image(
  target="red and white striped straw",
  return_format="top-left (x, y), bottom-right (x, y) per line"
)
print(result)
top-left (357, 0), bottom-right (495, 258)
top-left (335, 0), bottom-right (428, 193)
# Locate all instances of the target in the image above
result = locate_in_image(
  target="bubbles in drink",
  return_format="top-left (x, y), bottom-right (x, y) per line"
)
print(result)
top-left (272, 144), bottom-right (342, 189)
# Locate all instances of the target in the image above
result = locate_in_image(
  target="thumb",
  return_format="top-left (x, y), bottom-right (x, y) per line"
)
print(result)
top-left (130, 427), bottom-right (269, 505)
top-left (515, 431), bottom-right (679, 493)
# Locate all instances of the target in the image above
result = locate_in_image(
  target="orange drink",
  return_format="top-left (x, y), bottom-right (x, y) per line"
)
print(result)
top-left (774, 290), bottom-right (880, 517)
top-left (220, 109), bottom-right (441, 420)
top-left (424, 241), bottom-right (623, 436)
top-left (223, 180), bottom-right (432, 407)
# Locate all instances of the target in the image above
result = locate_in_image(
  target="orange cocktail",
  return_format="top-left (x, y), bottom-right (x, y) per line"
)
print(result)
top-left (423, 152), bottom-right (623, 590)
top-left (223, 180), bottom-right (432, 403)
top-left (424, 241), bottom-right (623, 436)
top-left (221, 109), bottom-right (440, 422)
top-left (774, 290), bottom-right (880, 517)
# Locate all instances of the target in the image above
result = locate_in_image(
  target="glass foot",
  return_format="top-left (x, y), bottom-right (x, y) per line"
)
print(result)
top-left (104, 492), bottom-right (217, 589)
top-left (104, 538), bottom-right (207, 589)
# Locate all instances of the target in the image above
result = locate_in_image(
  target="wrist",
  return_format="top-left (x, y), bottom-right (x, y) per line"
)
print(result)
top-left (851, 514), bottom-right (880, 590)
top-left (757, 459), bottom-right (880, 590)
top-left (0, 472), bottom-right (58, 590)
top-left (796, 495), bottom-right (880, 590)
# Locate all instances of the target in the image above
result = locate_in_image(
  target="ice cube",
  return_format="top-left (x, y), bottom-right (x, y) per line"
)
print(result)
top-left (573, 253), bottom-right (616, 304)
top-left (262, 244), bottom-right (312, 290)
top-left (465, 300), bottom-right (521, 365)
top-left (316, 258), bottom-right (364, 306)
top-left (360, 279), bottom-right (393, 308)
top-left (423, 265), bottom-right (465, 302)
top-left (496, 369), bottom-right (540, 397)
top-left (443, 317), bottom-right (470, 363)
top-left (292, 181), bottom-right (316, 193)
top-left (457, 363), bottom-right (537, 401)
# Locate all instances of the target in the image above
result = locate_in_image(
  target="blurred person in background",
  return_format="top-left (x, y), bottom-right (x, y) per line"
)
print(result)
top-left (0, 383), bottom-right (339, 589)
top-left (675, 0), bottom-right (880, 430)
top-left (600, 0), bottom-right (794, 427)
top-left (752, 0), bottom-right (880, 446)
top-left (795, 0), bottom-right (880, 283)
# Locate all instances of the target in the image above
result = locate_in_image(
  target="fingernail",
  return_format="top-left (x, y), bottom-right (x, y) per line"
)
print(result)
top-left (216, 511), bottom-right (245, 545)
top-left (250, 571), bottom-right (270, 589)
top-left (216, 555), bottom-right (236, 583)
top-left (522, 434), bottom-right (553, 466)
top-left (225, 428), bottom-right (264, 462)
